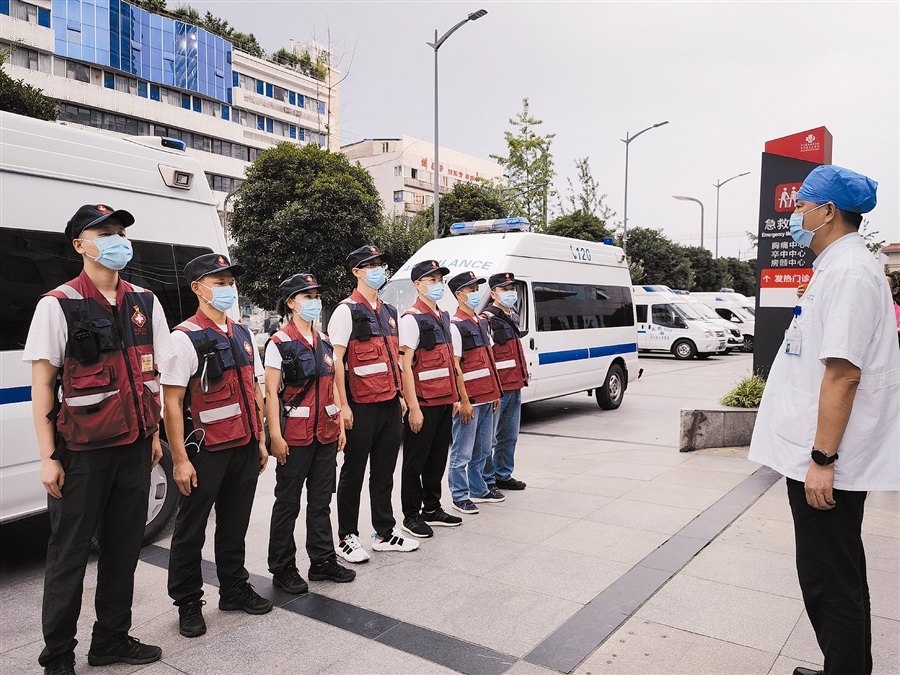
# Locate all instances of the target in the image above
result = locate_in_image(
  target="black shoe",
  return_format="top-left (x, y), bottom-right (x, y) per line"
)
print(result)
top-left (495, 477), bottom-right (526, 490)
top-left (87, 635), bottom-right (162, 666)
top-left (178, 599), bottom-right (207, 638)
top-left (422, 507), bottom-right (462, 527)
top-left (272, 566), bottom-right (309, 595)
top-left (308, 557), bottom-right (357, 583)
top-left (44, 653), bottom-right (75, 675)
top-left (401, 514), bottom-right (434, 538)
top-left (792, 669), bottom-right (823, 675)
top-left (218, 581), bottom-right (274, 615)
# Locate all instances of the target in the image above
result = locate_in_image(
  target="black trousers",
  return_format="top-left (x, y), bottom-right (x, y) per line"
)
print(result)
top-left (787, 478), bottom-right (872, 675)
top-left (401, 404), bottom-right (453, 518)
top-left (39, 439), bottom-right (151, 667)
top-left (336, 396), bottom-right (402, 539)
top-left (167, 441), bottom-right (261, 605)
top-left (268, 439), bottom-right (338, 572)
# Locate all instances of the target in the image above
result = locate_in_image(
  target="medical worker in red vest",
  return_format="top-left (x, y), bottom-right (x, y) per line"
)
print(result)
top-left (25, 204), bottom-right (173, 675)
top-left (328, 245), bottom-right (418, 562)
top-left (161, 253), bottom-right (270, 639)
top-left (447, 271), bottom-right (504, 515)
top-left (266, 273), bottom-right (356, 593)
top-left (398, 261), bottom-right (463, 537)
top-left (481, 273), bottom-right (530, 492)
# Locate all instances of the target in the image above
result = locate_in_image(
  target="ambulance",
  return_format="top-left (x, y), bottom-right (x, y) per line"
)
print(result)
top-left (690, 292), bottom-right (756, 352)
top-left (0, 112), bottom-right (227, 541)
top-left (380, 219), bottom-right (640, 410)
top-left (631, 286), bottom-right (727, 359)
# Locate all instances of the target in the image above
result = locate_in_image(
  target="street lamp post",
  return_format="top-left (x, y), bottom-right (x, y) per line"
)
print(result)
top-left (672, 195), bottom-right (705, 249)
top-left (713, 171), bottom-right (751, 258)
top-left (427, 9), bottom-right (487, 240)
top-left (621, 120), bottom-right (668, 253)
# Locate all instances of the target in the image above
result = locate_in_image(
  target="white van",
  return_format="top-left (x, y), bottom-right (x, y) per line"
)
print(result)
top-left (691, 292), bottom-right (756, 352)
top-left (379, 220), bottom-right (640, 409)
top-left (677, 295), bottom-right (745, 353)
top-left (632, 286), bottom-right (726, 359)
top-left (0, 112), bottom-right (228, 541)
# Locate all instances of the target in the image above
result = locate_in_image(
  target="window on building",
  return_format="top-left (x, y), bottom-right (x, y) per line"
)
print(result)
top-left (137, 81), bottom-right (148, 97)
top-left (381, 142), bottom-right (390, 153)
top-left (256, 79), bottom-right (263, 95)
top-left (318, 101), bottom-right (326, 115)
top-left (182, 93), bottom-right (191, 109)
top-left (393, 166), bottom-right (402, 177)
top-left (272, 85), bottom-right (288, 102)
top-left (535, 283), bottom-right (635, 332)
top-left (289, 126), bottom-right (296, 139)
top-left (257, 115), bottom-right (264, 131)
top-left (319, 134), bottom-right (326, 146)
top-left (221, 105), bottom-right (229, 121)
top-left (65, 60), bottom-right (91, 83)
top-left (265, 82), bottom-right (273, 98)
top-left (296, 94), bottom-right (304, 108)
top-left (393, 191), bottom-right (404, 203)
top-left (289, 91), bottom-right (295, 105)
top-left (9, 45), bottom-right (38, 70)
top-left (266, 118), bottom-right (273, 134)
top-left (192, 96), bottom-right (202, 113)
top-left (298, 128), bottom-right (305, 141)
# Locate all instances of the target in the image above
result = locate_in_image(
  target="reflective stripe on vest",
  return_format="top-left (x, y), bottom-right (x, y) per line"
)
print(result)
top-left (404, 299), bottom-right (459, 407)
top-left (342, 289), bottom-right (401, 404)
top-left (482, 306), bottom-right (529, 391)
top-left (452, 310), bottom-right (502, 403)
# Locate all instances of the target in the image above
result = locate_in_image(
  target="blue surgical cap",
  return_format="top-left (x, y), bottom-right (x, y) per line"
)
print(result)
top-left (796, 165), bottom-right (878, 214)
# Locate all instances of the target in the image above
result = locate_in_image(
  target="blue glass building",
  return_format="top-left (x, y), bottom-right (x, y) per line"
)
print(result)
top-left (49, 0), bottom-right (232, 105)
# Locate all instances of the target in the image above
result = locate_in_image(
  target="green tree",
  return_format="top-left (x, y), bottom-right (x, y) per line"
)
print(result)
top-left (544, 211), bottom-right (612, 243)
top-left (682, 246), bottom-right (725, 292)
top-left (370, 214), bottom-right (432, 274)
top-left (414, 181), bottom-right (506, 238)
top-left (0, 50), bottom-right (59, 121)
top-left (491, 98), bottom-right (554, 227)
top-left (134, 0), bottom-right (168, 12)
top-left (622, 227), bottom-right (694, 290)
top-left (558, 157), bottom-right (616, 222)
top-left (719, 257), bottom-right (757, 296)
top-left (860, 218), bottom-right (885, 254)
top-left (229, 143), bottom-right (381, 309)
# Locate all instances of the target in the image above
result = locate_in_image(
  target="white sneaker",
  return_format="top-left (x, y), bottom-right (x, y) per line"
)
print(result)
top-left (371, 531), bottom-right (419, 553)
top-left (336, 534), bottom-right (370, 564)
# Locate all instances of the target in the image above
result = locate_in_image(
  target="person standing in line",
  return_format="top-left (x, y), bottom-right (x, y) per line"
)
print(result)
top-left (447, 272), bottom-right (504, 515)
top-left (25, 204), bottom-right (173, 675)
top-left (397, 261), bottom-right (463, 537)
top-left (481, 273), bottom-right (529, 492)
top-left (328, 245), bottom-right (418, 561)
top-left (162, 253), bottom-right (271, 639)
top-left (748, 165), bottom-right (899, 675)
top-left (266, 273), bottom-right (356, 593)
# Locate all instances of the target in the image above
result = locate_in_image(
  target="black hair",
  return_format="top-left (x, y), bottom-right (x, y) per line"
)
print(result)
top-left (888, 273), bottom-right (900, 290)
top-left (838, 209), bottom-right (863, 229)
top-left (276, 297), bottom-right (292, 320)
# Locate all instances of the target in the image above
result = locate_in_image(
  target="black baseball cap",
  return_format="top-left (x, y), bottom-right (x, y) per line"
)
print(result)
top-left (183, 253), bottom-right (246, 284)
top-left (448, 271), bottom-right (486, 295)
top-left (411, 259), bottom-right (450, 283)
top-left (280, 273), bottom-right (322, 300)
top-left (346, 244), bottom-right (390, 270)
top-left (65, 203), bottom-right (135, 240)
top-left (488, 272), bottom-right (517, 289)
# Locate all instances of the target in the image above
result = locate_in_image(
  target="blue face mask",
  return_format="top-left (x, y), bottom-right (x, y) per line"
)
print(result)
top-left (200, 283), bottom-right (237, 312)
top-left (81, 234), bottom-right (133, 271)
top-left (499, 290), bottom-right (518, 308)
top-left (296, 298), bottom-right (322, 323)
top-left (423, 283), bottom-right (444, 302)
top-left (789, 203), bottom-right (828, 248)
top-left (464, 291), bottom-right (481, 310)
top-left (363, 266), bottom-right (386, 290)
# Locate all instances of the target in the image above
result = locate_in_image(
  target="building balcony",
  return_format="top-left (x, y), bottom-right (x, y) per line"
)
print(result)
top-left (404, 177), bottom-right (449, 194)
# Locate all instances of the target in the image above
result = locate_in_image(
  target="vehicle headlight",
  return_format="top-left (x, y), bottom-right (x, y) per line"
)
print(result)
top-left (704, 330), bottom-right (713, 338)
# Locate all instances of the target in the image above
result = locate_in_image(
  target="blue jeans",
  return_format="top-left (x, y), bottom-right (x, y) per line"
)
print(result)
top-left (448, 403), bottom-right (495, 502)
top-left (484, 388), bottom-right (522, 484)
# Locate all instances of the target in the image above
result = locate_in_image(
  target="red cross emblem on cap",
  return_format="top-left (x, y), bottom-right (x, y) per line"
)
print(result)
top-left (431, 261), bottom-right (438, 268)
top-left (505, 273), bottom-right (511, 280)
top-left (469, 272), bottom-right (475, 278)
top-left (306, 275), bottom-right (313, 283)
top-left (96, 205), bottom-right (111, 214)
top-left (369, 247), bottom-right (378, 254)
top-left (218, 256), bottom-right (226, 266)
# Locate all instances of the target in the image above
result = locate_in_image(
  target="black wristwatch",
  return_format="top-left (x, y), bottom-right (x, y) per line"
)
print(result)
top-left (811, 448), bottom-right (838, 466)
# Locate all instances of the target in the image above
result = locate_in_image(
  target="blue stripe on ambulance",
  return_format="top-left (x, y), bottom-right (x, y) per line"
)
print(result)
top-left (0, 386), bottom-right (32, 405)
top-left (538, 342), bottom-right (637, 365)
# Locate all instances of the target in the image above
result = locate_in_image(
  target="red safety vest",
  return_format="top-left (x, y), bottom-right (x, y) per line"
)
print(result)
top-left (175, 311), bottom-right (260, 451)
top-left (452, 309), bottom-right (502, 404)
top-left (482, 305), bottom-right (529, 392)
top-left (45, 271), bottom-right (161, 451)
top-left (341, 289), bottom-right (402, 404)
top-left (269, 322), bottom-right (341, 446)
top-left (404, 298), bottom-right (459, 407)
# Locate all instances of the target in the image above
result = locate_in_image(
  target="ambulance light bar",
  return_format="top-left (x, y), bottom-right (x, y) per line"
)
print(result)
top-left (449, 217), bottom-right (531, 236)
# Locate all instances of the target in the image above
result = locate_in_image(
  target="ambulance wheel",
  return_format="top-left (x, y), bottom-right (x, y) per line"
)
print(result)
top-left (672, 339), bottom-right (696, 360)
top-left (144, 440), bottom-right (179, 544)
top-left (596, 364), bottom-right (625, 410)
top-left (742, 336), bottom-right (754, 352)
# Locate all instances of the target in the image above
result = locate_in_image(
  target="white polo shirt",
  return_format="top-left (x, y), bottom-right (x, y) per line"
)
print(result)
top-left (749, 233), bottom-right (900, 491)
top-left (160, 325), bottom-right (264, 388)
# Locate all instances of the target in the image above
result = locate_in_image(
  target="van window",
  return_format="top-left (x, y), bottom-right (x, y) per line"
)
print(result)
top-left (534, 283), bottom-right (633, 332)
top-left (651, 304), bottom-right (684, 328)
top-left (0, 228), bottom-right (211, 351)
top-left (636, 304), bottom-right (648, 323)
top-left (715, 308), bottom-right (742, 323)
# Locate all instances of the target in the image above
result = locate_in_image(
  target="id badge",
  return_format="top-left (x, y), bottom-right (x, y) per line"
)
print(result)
top-left (141, 353), bottom-right (154, 372)
top-left (784, 328), bottom-right (802, 356)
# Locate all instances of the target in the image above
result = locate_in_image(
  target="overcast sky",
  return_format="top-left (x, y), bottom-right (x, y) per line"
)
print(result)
top-left (197, 1), bottom-right (899, 258)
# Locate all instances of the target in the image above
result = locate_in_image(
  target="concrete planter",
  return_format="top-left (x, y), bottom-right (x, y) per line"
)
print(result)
top-left (679, 407), bottom-right (758, 452)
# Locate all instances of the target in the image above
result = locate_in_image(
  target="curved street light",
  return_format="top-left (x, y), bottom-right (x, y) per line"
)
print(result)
top-left (672, 195), bottom-right (705, 249)
top-left (713, 172), bottom-right (751, 258)
top-left (621, 120), bottom-right (668, 253)
top-left (427, 9), bottom-right (488, 239)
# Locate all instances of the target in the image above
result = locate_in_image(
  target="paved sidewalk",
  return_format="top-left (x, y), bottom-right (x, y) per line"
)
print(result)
top-left (1, 354), bottom-right (897, 674)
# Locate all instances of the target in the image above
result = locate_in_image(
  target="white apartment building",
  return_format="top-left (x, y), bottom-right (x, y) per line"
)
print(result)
top-left (342, 135), bottom-right (503, 217)
top-left (1, 0), bottom-right (339, 210)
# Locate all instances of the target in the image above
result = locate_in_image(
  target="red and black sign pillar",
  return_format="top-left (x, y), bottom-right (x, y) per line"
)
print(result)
top-left (753, 127), bottom-right (833, 377)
